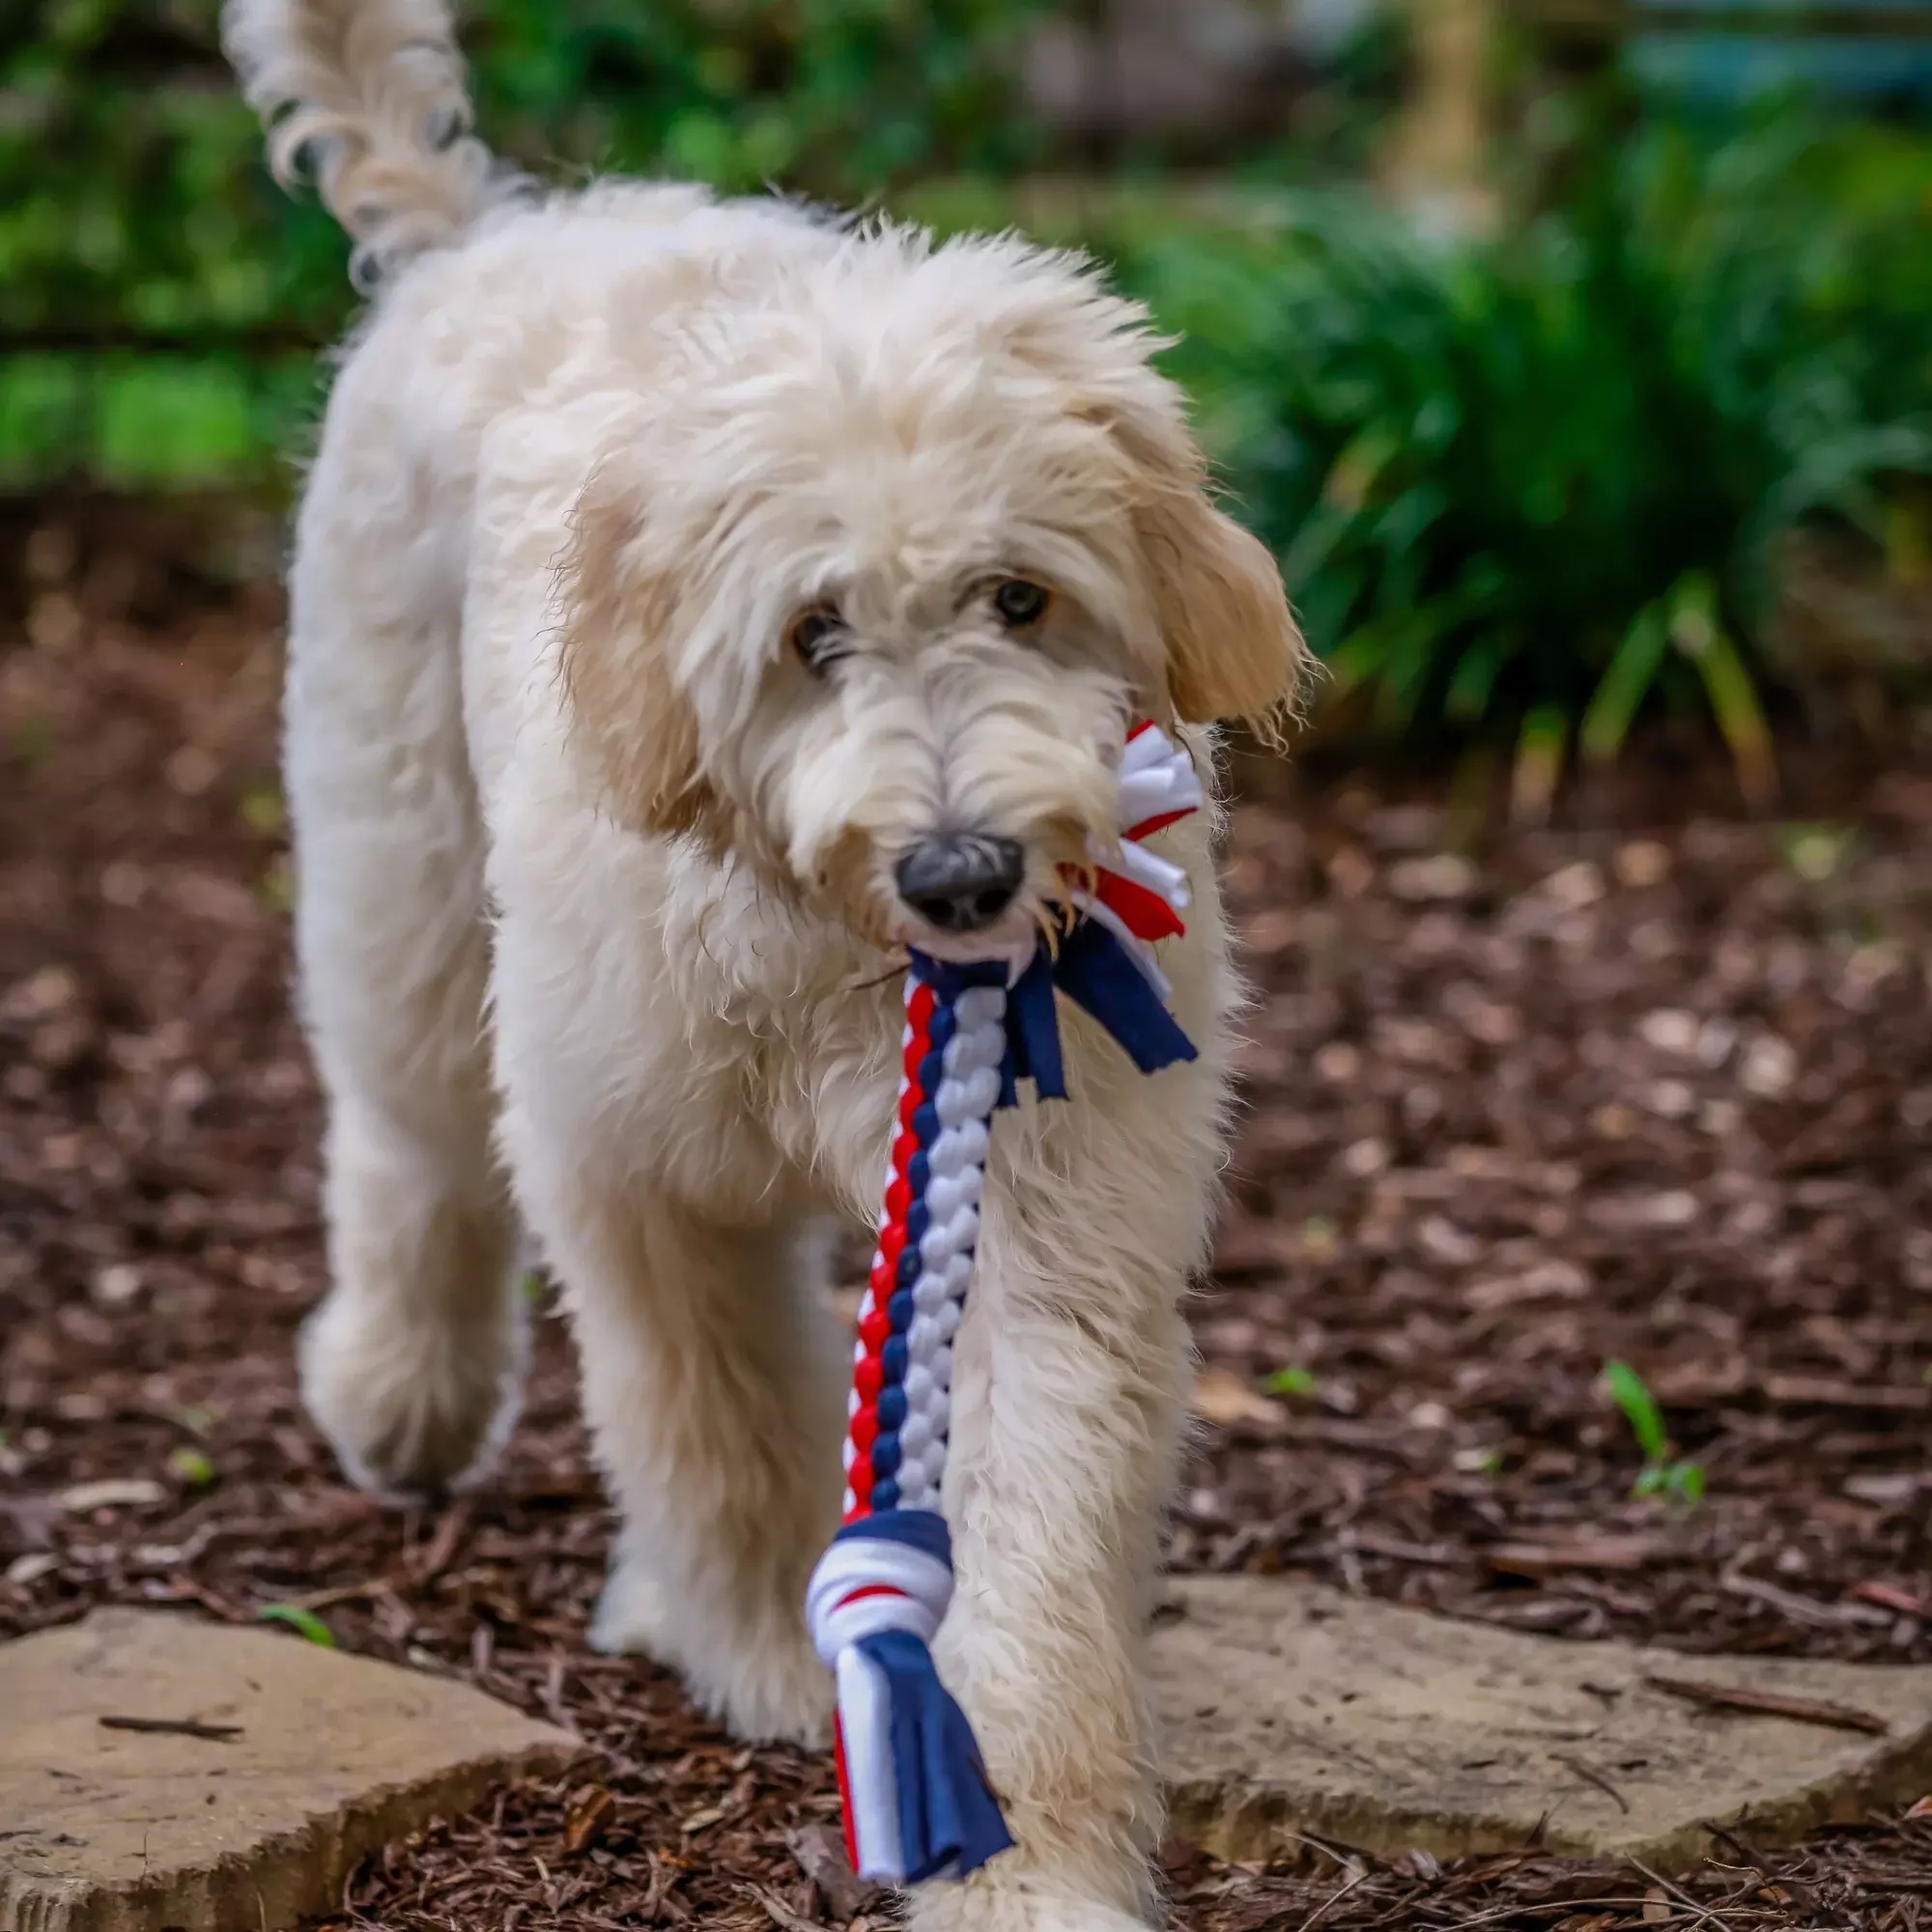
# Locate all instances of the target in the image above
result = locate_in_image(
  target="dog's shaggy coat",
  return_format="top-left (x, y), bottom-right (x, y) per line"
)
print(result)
top-left (222, 3), bottom-right (1308, 1922)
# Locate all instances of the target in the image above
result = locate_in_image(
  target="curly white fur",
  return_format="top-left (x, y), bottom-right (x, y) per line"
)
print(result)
top-left (225, 4), bottom-right (1308, 1926)
top-left (222, 0), bottom-right (526, 286)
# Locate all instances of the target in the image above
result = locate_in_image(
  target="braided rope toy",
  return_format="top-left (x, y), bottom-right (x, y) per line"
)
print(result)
top-left (805, 723), bottom-right (1205, 1887)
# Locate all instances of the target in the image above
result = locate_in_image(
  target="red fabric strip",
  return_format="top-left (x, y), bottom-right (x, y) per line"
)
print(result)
top-left (1094, 868), bottom-right (1185, 941)
top-left (1122, 809), bottom-right (1191, 843)
top-left (833, 1718), bottom-right (859, 1868)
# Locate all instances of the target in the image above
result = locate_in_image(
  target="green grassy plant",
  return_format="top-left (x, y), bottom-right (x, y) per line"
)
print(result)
top-left (1603, 1359), bottom-right (1704, 1508)
top-left (257, 1603), bottom-right (336, 1646)
top-left (1123, 115), bottom-right (1932, 793)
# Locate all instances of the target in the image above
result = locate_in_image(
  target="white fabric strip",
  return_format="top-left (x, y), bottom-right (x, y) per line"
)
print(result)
top-left (807, 1537), bottom-right (955, 1661)
top-left (838, 1649), bottom-right (903, 1881)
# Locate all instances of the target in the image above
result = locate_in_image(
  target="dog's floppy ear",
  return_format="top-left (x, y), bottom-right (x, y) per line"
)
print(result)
top-left (1109, 399), bottom-right (1310, 731)
top-left (1135, 471), bottom-right (1309, 731)
top-left (556, 466), bottom-right (721, 842)
top-left (996, 253), bottom-right (1308, 727)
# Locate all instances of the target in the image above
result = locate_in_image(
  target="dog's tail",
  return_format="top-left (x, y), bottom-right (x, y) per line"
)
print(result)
top-left (221, 0), bottom-right (523, 288)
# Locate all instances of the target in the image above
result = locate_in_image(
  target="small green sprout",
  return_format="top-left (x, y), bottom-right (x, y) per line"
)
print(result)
top-left (1264, 1366), bottom-right (1319, 1399)
top-left (1778, 823), bottom-right (1857, 884)
top-left (240, 784), bottom-right (286, 836)
top-left (258, 1604), bottom-right (336, 1647)
top-left (167, 1446), bottom-right (215, 1488)
top-left (11, 716), bottom-right (53, 772)
top-left (1604, 1359), bottom-right (1704, 1508)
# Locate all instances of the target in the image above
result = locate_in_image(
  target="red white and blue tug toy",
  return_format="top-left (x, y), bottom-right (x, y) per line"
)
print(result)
top-left (804, 722), bottom-right (1205, 1887)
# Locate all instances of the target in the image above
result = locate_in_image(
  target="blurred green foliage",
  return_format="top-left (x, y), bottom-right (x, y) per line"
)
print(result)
top-left (1126, 114), bottom-right (1932, 781)
top-left (0, 0), bottom-right (1057, 484)
top-left (6, 3), bottom-right (1931, 771)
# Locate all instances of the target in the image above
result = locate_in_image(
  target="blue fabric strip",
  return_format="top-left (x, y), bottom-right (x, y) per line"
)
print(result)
top-left (858, 1629), bottom-right (1014, 1882)
top-left (909, 914), bottom-right (1196, 1113)
top-left (834, 1507), bottom-right (953, 1566)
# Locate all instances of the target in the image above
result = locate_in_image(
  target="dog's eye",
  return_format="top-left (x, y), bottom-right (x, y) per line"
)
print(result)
top-left (788, 606), bottom-right (845, 671)
top-left (991, 579), bottom-right (1051, 630)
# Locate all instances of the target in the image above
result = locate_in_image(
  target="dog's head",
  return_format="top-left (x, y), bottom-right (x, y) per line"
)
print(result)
top-left (558, 226), bottom-right (1306, 956)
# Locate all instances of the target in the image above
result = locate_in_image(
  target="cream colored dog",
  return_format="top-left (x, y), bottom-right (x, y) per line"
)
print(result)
top-left (223, 3), bottom-right (1306, 1924)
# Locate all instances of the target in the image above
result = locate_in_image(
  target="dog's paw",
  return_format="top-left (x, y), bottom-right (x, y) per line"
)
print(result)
top-left (592, 1553), bottom-right (832, 1746)
top-left (911, 1883), bottom-right (1152, 1932)
top-left (692, 1629), bottom-right (834, 1748)
top-left (299, 1288), bottom-right (525, 1502)
top-left (587, 1558), bottom-right (679, 1659)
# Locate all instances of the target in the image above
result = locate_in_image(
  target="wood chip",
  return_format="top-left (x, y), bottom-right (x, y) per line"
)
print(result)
top-left (56, 1478), bottom-right (166, 1512)
top-left (1641, 1672), bottom-right (1889, 1736)
top-left (414, 1496), bottom-right (472, 1583)
top-left (1852, 1579), bottom-right (1932, 1617)
top-left (1345, 1531), bottom-right (1462, 1568)
top-left (785, 1824), bottom-right (881, 1923)
top-left (563, 1784), bottom-right (615, 1856)
top-left (1191, 1367), bottom-right (1286, 1431)
top-left (1210, 1222), bottom-right (1304, 1276)
top-left (1763, 1376), bottom-right (1931, 1411)
top-left (740, 1883), bottom-right (834, 1932)
top-left (1721, 1572), bottom-right (1891, 1630)
top-left (1481, 1536), bottom-right (1668, 1577)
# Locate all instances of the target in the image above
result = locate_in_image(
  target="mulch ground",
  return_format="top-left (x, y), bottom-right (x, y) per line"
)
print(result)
top-left (5, 499), bottom-right (1932, 1931)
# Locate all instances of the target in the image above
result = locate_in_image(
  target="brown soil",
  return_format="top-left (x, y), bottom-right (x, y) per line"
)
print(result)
top-left (4, 503), bottom-right (1931, 1930)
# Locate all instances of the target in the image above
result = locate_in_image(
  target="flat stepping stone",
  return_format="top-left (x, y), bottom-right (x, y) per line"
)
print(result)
top-left (15, 1583), bottom-right (1927, 1926)
top-left (0, 1607), bottom-right (582, 1932)
top-left (1152, 1576), bottom-right (1932, 1872)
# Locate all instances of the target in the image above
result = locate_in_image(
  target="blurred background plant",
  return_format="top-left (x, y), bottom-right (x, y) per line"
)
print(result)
top-left (4, 0), bottom-right (1930, 792)
top-left (1127, 109), bottom-right (1932, 805)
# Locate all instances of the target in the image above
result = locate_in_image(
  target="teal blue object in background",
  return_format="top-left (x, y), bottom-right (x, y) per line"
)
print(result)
top-left (1631, 34), bottom-right (1932, 103)
top-left (1626, 0), bottom-right (1932, 105)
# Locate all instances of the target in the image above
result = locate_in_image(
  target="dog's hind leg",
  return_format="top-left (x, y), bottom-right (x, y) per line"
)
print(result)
top-left (283, 478), bottom-right (525, 1502)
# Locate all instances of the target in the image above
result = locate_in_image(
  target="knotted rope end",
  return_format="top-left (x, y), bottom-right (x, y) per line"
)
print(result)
top-left (809, 1512), bottom-right (1014, 1886)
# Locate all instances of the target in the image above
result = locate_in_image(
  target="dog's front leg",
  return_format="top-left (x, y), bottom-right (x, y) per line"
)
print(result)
top-left (910, 1064), bottom-right (1220, 1932)
top-left (506, 1133), bottom-right (846, 1744)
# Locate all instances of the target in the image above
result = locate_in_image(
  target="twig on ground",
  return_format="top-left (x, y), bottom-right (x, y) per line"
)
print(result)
top-left (99, 1714), bottom-right (242, 1742)
top-left (1295, 1865), bottom-right (1372, 1932)
top-left (1628, 1857), bottom-right (1766, 1932)
top-left (1553, 1750), bottom-right (1631, 1814)
top-left (740, 1882), bottom-right (834, 1932)
top-left (414, 1495), bottom-right (472, 1583)
top-left (283, 1577), bottom-right (395, 1611)
top-left (1641, 1672), bottom-right (1889, 1736)
top-left (1720, 1572), bottom-right (1890, 1630)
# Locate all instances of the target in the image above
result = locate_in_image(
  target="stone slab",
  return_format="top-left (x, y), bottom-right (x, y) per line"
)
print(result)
top-left (1151, 1577), bottom-right (1932, 1872)
top-left (0, 1608), bottom-right (583, 1932)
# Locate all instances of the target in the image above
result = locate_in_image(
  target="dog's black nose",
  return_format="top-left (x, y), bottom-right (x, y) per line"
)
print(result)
top-left (895, 834), bottom-right (1025, 934)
